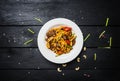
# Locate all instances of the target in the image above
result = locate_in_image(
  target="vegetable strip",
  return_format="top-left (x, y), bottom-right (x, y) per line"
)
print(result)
top-left (109, 37), bottom-right (112, 47)
top-left (34, 18), bottom-right (42, 23)
top-left (98, 47), bottom-right (111, 49)
top-left (105, 18), bottom-right (109, 27)
top-left (94, 53), bottom-right (96, 61)
top-left (99, 30), bottom-right (105, 38)
top-left (28, 28), bottom-right (35, 34)
top-left (24, 39), bottom-right (33, 45)
top-left (84, 33), bottom-right (90, 42)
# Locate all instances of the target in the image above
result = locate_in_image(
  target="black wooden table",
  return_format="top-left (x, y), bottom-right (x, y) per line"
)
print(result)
top-left (0, 0), bottom-right (120, 81)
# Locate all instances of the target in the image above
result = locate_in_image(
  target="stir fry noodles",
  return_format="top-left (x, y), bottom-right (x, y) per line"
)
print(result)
top-left (45, 26), bottom-right (76, 55)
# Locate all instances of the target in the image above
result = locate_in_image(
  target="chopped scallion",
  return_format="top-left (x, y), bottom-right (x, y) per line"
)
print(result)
top-left (84, 33), bottom-right (90, 42)
top-left (109, 37), bottom-right (112, 47)
top-left (105, 18), bottom-right (109, 27)
top-left (34, 18), bottom-right (42, 23)
top-left (94, 53), bottom-right (96, 61)
top-left (24, 39), bottom-right (33, 45)
top-left (98, 46), bottom-right (111, 49)
top-left (99, 30), bottom-right (105, 38)
top-left (28, 28), bottom-right (35, 34)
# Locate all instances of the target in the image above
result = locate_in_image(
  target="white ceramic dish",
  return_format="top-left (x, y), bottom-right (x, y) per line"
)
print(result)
top-left (37, 18), bottom-right (83, 64)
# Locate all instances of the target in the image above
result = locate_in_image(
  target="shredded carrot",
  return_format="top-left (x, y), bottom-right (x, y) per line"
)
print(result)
top-left (84, 33), bottom-right (90, 42)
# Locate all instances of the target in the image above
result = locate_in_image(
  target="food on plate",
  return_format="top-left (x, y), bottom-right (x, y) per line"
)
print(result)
top-left (45, 25), bottom-right (76, 55)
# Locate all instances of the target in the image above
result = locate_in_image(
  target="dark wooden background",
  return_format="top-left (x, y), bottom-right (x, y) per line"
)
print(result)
top-left (0, 0), bottom-right (120, 81)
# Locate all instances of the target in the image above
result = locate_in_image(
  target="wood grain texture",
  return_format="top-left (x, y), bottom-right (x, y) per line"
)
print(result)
top-left (0, 26), bottom-right (119, 47)
top-left (0, 70), bottom-right (119, 81)
top-left (0, 48), bottom-right (119, 69)
top-left (0, 0), bottom-right (120, 81)
top-left (0, 0), bottom-right (119, 25)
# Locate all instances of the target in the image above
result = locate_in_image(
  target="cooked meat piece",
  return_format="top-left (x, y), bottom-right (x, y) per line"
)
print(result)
top-left (67, 31), bottom-right (72, 36)
top-left (72, 39), bottom-right (76, 46)
top-left (46, 30), bottom-right (56, 37)
top-left (50, 45), bottom-right (54, 49)
top-left (45, 38), bottom-right (48, 41)
top-left (62, 35), bottom-right (68, 40)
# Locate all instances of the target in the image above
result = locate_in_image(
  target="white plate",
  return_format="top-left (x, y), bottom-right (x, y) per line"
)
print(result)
top-left (37, 18), bottom-right (83, 64)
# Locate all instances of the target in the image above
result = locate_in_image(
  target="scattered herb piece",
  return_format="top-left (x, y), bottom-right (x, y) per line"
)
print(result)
top-left (77, 57), bottom-right (80, 62)
top-left (24, 39), bottom-right (33, 45)
top-left (75, 66), bottom-right (80, 71)
top-left (94, 53), bottom-right (96, 61)
top-left (84, 33), bottom-right (90, 42)
top-left (98, 46), bottom-right (111, 49)
top-left (28, 28), bottom-right (35, 34)
top-left (57, 67), bottom-right (62, 72)
top-left (34, 18), bottom-right (42, 23)
top-left (109, 37), bottom-right (112, 47)
top-left (105, 18), bottom-right (109, 27)
top-left (99, 30), bottom-right (105, 38)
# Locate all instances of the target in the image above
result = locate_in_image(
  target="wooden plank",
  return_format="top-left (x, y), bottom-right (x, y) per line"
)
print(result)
top-left (0, 48), bottom-right (119, 69)
top-left (0, 70), bottom-right (119, 81)
top-left (0, 0), bottom-right (120, 25)
top-left (0, 26), bottom-right (119, 47)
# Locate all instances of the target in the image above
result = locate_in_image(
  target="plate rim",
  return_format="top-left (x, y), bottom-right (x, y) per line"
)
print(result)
top-left (37, 18), bottom-right (83, 64)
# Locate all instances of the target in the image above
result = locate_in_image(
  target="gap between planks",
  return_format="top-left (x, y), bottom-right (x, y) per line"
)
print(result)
top-left (0, 25), bottom-right (120, 27)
